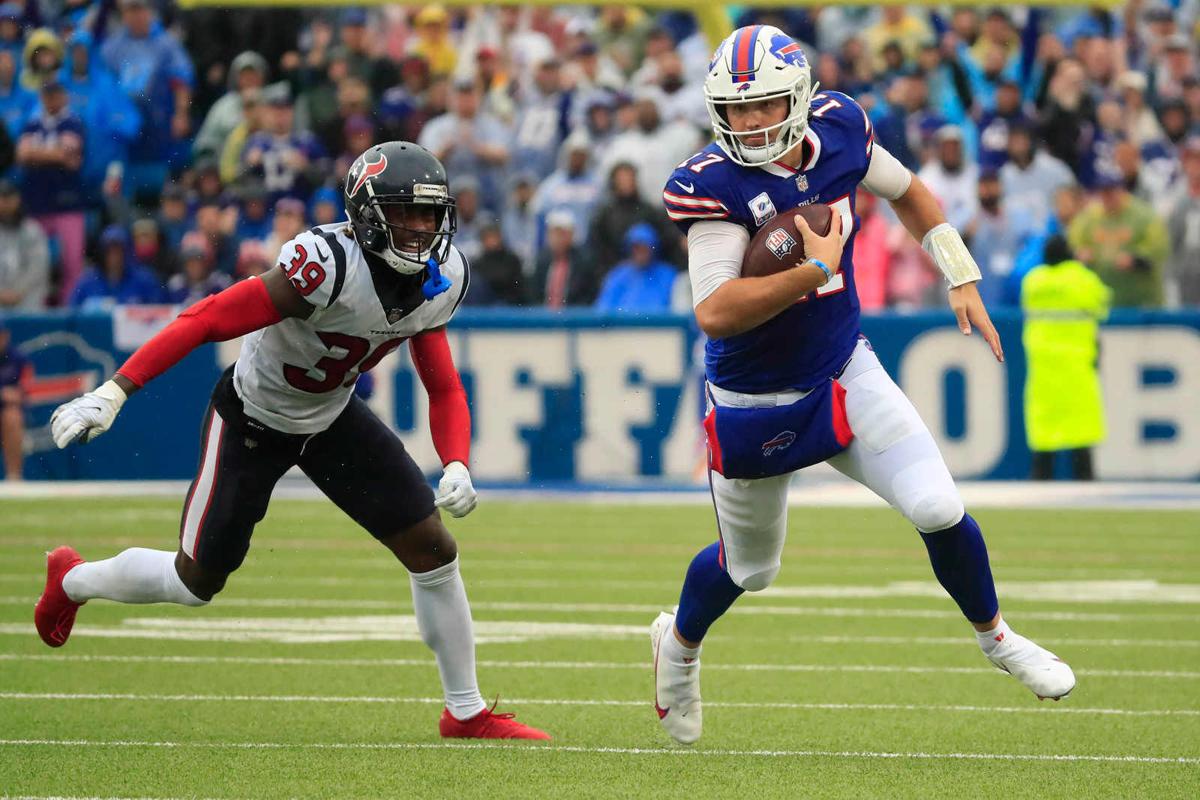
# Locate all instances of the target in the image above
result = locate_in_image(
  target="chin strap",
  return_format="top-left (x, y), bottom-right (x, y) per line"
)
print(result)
top-left (422, 257), bottom-right (452, 299)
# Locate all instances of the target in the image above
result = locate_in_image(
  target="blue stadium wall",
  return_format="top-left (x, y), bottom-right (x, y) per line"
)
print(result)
top-left (6, 308), bottom-right (1200, 483)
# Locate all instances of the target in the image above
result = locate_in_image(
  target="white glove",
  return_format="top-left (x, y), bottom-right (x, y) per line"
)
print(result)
top-left (434, 461), bottom-right (477, 518)
top-left (50, 379), bottom-right (128, 448)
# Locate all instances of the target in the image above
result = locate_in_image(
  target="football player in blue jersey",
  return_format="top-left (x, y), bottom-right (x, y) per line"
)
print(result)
top-left (652, 25), bottom-right (1074, 745)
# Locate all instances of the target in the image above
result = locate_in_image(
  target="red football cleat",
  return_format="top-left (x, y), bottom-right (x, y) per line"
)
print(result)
top-left (34, 546), bottom-right (86, 648)
top-left (439, 702), bottom-right (551, 741)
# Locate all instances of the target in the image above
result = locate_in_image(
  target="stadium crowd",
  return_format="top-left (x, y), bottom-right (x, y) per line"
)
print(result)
top-left (0, 1), bottom-right (1196, 315)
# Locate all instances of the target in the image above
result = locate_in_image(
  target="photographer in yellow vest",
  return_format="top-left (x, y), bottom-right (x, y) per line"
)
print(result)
top-left (1021, 235), bottom-right (1112, 480)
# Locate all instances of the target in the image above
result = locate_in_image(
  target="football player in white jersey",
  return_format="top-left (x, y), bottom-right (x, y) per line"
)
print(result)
top-left (651, 26), bottom-right (1075, 745)
top-left (37, 142), bottom-right (549, 740)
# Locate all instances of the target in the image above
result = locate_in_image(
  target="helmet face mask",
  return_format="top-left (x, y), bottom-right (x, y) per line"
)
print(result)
top-left (704, 26), bottom-right (817, 168)
top-left (344, 142), bottom-right (457, 275)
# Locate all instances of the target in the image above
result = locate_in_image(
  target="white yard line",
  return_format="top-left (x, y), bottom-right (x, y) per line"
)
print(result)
top-left (1, 691), bottom-right (1197, 717)
top-left (0, 655), bottom-right (1189, 679)
top-left (0, 737), bottom-right (1195, 765)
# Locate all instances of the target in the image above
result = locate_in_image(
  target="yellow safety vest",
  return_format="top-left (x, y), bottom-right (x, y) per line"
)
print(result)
top-left (1021, 260), bottom-right (1112, 452)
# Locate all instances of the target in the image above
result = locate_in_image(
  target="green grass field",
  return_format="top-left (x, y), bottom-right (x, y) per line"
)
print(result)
top-left (1, 497), bottom-right (1197, 798)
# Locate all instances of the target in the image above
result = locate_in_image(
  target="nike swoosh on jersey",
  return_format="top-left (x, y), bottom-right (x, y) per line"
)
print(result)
top-left (674, 180), bottom-right (695, 194)
top-left (313, 240), bottom-right (331, 262)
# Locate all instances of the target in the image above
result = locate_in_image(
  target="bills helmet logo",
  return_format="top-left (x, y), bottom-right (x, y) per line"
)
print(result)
top-left (765, 228), bottom-right (797, 260)
top-left (769, 35), bottom-right (808, 68)
top-left (762, 430), bottom-right (797, 456)
top-left (349, 152), bottom-right (388, 198)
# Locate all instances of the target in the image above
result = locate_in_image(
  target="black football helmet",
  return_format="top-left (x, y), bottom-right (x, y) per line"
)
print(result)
top-left (344, 141), bottom-right (457, 275)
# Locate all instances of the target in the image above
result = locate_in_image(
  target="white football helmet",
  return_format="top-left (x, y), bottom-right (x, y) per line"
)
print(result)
top-left (704, 25), bottom-right (818, 167)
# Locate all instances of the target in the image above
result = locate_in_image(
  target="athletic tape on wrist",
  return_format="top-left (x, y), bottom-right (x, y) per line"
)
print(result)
top-left (921, 223), bottom-right (983, 287)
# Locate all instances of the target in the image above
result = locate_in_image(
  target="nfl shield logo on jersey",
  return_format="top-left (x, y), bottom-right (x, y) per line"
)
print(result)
top-left (749, 192), bottom-right (777, 226)
top-left (795, 173), bottom-right (809, 192)
top-left (765, 228), bottom-right (797, 260)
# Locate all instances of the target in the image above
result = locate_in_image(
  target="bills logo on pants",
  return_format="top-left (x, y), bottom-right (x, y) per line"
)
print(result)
top-left (762, 430), bottom-right (797, 456)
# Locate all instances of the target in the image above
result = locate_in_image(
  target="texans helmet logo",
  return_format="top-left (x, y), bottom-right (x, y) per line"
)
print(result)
top-left (350, 152), bottom-right (389, 198)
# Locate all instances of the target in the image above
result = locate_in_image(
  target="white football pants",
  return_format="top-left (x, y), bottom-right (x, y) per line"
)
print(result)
top-left (708, 338), bottom-right (965, 592)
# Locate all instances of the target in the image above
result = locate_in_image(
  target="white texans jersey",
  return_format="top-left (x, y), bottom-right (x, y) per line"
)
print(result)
top-left (234, 223), bottom-right (469, 434)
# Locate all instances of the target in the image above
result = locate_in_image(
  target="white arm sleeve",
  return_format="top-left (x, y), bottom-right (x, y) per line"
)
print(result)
top-left (861, 144), bottom-right (912, 201)
top-left (687, 220), bottom-right (750, 307)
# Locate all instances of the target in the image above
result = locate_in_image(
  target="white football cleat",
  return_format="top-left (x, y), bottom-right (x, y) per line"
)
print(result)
top-left (984, 628), bottom-right (1076, 700)
top-left (650, 609), bottom-right (702, 744)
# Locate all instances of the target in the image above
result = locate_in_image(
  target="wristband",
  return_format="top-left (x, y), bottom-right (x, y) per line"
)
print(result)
top-left (921, 223), bottom-right (983, 287)
top-left (805, 258), bottom-right (833, 285)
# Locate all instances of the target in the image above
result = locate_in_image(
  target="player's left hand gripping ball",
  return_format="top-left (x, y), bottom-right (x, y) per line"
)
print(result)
top-left (49, 380), bottom-right (128, 448)
top-left (435, 461), bottom-right (477, 518)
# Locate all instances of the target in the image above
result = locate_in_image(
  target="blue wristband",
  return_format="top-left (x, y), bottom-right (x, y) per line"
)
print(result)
top-left (805, 258), bottom-right (833, 284)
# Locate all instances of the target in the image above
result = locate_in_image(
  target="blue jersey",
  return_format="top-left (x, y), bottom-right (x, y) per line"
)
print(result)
top-left (663, 91), bottom-right (874, 393)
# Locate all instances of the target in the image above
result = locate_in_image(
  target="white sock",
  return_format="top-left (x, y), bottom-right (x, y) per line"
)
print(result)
top-left (976, 617), bottom-right (1013, 656)
top-left (665, 627), bottom-right (702, 664)
top-left (409, 557), bottom-right (486, 721)
top-left (62, 548), bottom-right (207, 606)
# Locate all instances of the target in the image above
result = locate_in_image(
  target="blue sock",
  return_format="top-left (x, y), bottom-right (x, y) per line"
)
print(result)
top-left (919, 513), bottom-right (999, 624)
top-left (675, 541), bottom-right (745, 643)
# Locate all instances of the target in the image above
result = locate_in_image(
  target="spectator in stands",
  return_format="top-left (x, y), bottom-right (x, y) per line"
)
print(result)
top-left (262, 196), bottom-right (305, 262)
top-left (17, 79), bottom-right (85, 303)
top-left (241, 82), bottom-right (325, 203)
top-left (451, 177), bottom-right (483, 264)
top-left (513, 54), bottom-right (571, 182)
top-left (418, 77), bottom-right (511, 213)
top-left (589, 160), bottom-right (678, 276)
top-left (599, 86), bottom-right (701, 205)
top-left (976, 78), bottom-right (1030, 172)
top-left (578, 91), bottom-right (618, 165)
top-left (378, 55), bottom-right (431, 142)
top-left (166, 231), bottom-right (231, 306)
top-left (131, 217), bottom-right (175, 282)
top-left (70, 225), bottom-right (164, 310)
top-left (1154, 34), bottom-right (1195, 104)
top-left (531, 130), bottom-right (601, 249)
top-left (218, 87), bottom-right (263, 184)
top-left (406, 5), bottom-right (455, 81)
top-left (863, 7), bottom-right (932, 71)
top-left (20, 28), bottom-right (64, 93)
top-left (1021, 235), bottom-right (1110, 481)
top-left (532, 209), bottom-right (598, 307)
top-left (965, 171), bottom-right (1021, 306)
top-left (1011, 183), bottom-right (1087, 301)
top-left (918, 124), bottom-right (978, 231)
top-left (594, 222), bottom-right (677, 312)
top-left (999, 123), bottom-right (1075, 238)
top-left (101, 0), bottom-right (194, 199)
top-left (191, 158), bottom-right (225, 207)
top-left (849, 188), bottom-right (890, 311)
top-left (0, 319), bottom-right (29, 480)
top-left (1157, 99), bottom-right (1192, 153)
top-left (156, 184), bottom-right (190, 255)
top-left (1116, 70), bottom-right (1164, 147)
top-left (870, 72), bottom-right (938, 171)
top-left (0, 180), bottom-right (49, 310)
top-left (466, 218), bottom-right (525, 307)
top-left (192, 199), bottom-right (237, 275)
top-left (1068, 172), bottom-right (1170, 308)
top-left (501, 171), bottom-right (538, 274)
top-left (332, 113), bottom-right (374, 183)
top-left (1037, 58), bottom-right (1096, 182)
top-left (333, 9), bottom-right (399, 99)
top-left (193, 50), bottom-right (268, 162)
top-left (473, 47), bottom-right (515, 124)
top-left (309, 185), bottom-right (340, 227)
top-left (1166, 138), bottom-right (1200, 307)
top-left (0, 4), bottom-right (23, 62)
top-left (235, 238), bottom-right (270, 278)
top-left (0, 48), bottom-right (34, 140)
top-left (61, 29), bottom-right (142, 202)
top-left (233, 180), bottom-right (271, 243)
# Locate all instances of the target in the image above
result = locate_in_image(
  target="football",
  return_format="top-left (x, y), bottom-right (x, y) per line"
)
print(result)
top-left (741, 204), bottom-right (833, 278)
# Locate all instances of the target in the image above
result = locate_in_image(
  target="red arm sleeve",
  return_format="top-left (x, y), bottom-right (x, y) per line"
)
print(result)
top-left (409, 328), bottom-right (470, 467)
top-left (117, 277), bottom-right (283, 388)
